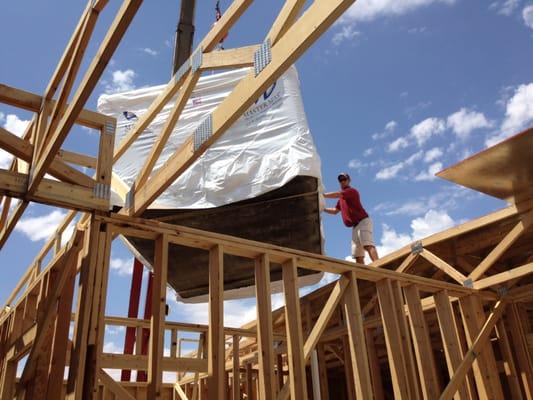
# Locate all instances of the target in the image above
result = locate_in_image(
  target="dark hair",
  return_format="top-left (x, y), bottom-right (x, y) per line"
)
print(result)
top-left (337, 173), bottom-right (350, 182)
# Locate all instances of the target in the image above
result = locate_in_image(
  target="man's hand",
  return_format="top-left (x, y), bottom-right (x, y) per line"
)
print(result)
top-left (323, 191), bottom-right (341, 199)
top-left (324, 207), bottom-right (339, 215)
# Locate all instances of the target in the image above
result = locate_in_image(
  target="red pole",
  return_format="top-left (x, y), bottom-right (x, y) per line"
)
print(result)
top-left (121, 258), bottom-right (144, 381)
top-left (137, 271), bottom-right (154, 382)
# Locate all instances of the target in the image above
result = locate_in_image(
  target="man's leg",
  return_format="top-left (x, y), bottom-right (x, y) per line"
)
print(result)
top-left (359, 218), bottom-right (379, 263)
top-left (364, 245), bottom-right (379, 262)
top-left (352, 226), bottom-right (365, 264)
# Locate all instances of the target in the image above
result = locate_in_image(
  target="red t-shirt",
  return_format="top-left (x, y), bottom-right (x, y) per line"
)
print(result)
top-left (335, 186), bottom-right (369, 227)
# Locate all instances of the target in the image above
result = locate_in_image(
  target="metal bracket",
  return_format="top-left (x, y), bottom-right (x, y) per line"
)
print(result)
top-left (463, 278), bottom-right (473, 288)
top-left (193, 114), bottom-right (213, 152)
top-left (411, 241), bottom-right (423, 254)
top-left (497, 286), bottom-right (508, 296)
top-left (93, 183), bottom-right (111, 200)
top-left (173, 46), bottom-right (203, 83)
top-left (104, 120), bottom-right (115, 135)
top-left (191, 47), bottom-right (203, 73)
top-left (124, 187), bottom-right (134, 209)
top-left (174, 58), bottom-right (191, 83)
top-left (254, 39), bottom-right (272, 76)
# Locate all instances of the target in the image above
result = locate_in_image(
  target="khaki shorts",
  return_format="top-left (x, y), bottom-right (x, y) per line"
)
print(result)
top-left (351, 217), bottom-right (374, 258)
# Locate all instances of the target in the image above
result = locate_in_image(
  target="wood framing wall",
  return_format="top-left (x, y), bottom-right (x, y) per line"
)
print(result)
top-left (0, 214), bottom-right (531, 399)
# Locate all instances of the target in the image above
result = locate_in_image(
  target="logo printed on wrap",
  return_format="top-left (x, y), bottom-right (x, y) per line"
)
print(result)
top-left (120, 110), bottom-right (153, 138)
top-left (244, 81), bottom-right (283, 126)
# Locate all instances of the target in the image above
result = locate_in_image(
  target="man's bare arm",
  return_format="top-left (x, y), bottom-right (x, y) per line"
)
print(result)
top-left (323, 191), bottom-right (341, 199)
top-left (324, 207), bottom-right (339, 215)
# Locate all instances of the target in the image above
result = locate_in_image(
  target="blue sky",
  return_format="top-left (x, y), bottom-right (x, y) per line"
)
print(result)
top-left (1, 0), bottom-right (533, 364)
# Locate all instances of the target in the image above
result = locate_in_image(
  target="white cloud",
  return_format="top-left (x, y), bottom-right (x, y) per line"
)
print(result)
top-left (3, 114), bottom-right (29, 136)
top-left (15, 210), bottom-right (66, 241)
top-left (411, 209), bottom-right (455, 238)
top-left (410, 117), bottom-right (445, 146)
top-left (140, 47), bottom-right (158, 56)
top-left (423, 147), bottom-right (443, 162)
top-left (385, 120), bottom-right (397, 132)
top-left (405, 150), bottom-right (423, 165)
top-left (339, 0), bottom-right (455, 24)
top-left (387, 137), bottom-right (409, 152)
top-left (110, 257), bottom-right (134, 276)
top-left (332, 25), bottom-right (360, 45)
top-left (363, 148), bottom-right (374, 156)
top-left (105, 69), bottom-right (136, 93)
top-left (524, 5), bottom-right (533, 28)
top-left (490, 0), bottom-right (521, 16)
top-left (372, 120), bottom-right (397, 140)
top-left (408, 26), bottom-right (427, 34)
top-left (446, 108), bottom-right (492, 139)
top-left (415, 161), bottom-right (443, 181)
top-left (376, 210), bottom-right (455, 256)
top-left (374, 185), bottom-right (476, 217)
top-left (486, 83), bottom-right (533, 146)
top-left (375, 151), bottom-right (422, 180)
top-left (348, 159), bottom-right (363, 171)
top-left (376, 163), bottom-right (404, 180)
top-left (1, 114), bottom-right (30, 168)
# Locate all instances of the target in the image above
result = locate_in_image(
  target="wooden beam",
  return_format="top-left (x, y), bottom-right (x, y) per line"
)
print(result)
top-left (267, 0), bottom-right (307, 44)
top-left (281, 258), bottom-right (308, 400)
top-left (342, 271), bottom-right (373, 399)
top-left (28, 0), bottom-right (143, 195)
top-left (317, 343), bottom-right (330, 400)
top-left (57, 149), bottom-right (97, 169)
top-left (507, 303), bottom-right (533, 398)
top-left (371, 198), bottom-right (533, 269)
top-left (496, 319), bottom-right (524, 400)
top-left (433, 290), bottom-right (473, 400)
top-left (147, 234), bottom-right (169, 399)
top-left (396, 252), bottom-right (419, 273)
top-left (112, 0), bottom-right (253, 163)
top-left (200, 45), bottom-right (258, 70)
top-left (0, 83), bottom-right (108, 130)
top-left (107, 213), bottom-right (493, 298)
top-left (41, 4), bottom-right (100, 160)
top-left (404, 285), bottom-right (441, 399)
top-left (440, 299), bottom-right (507, 400)
top-left (232, 335), bottom-right (240, 400)
top-left (134, 71), bottom-right (200, 190)
top-left (303, 277), bottom-right (349, 360)
top-left (473, 263), bottom-right (533, 289)
top-left (100, 353), bottom-right (208, 372)
top-left (0, 126), bottom-right (96, 188)
top-left (0, 168), bottom-right (107, 211)
top-left (18, 229), bottom-right (83, 387)
top-left (126, 0), bottom-right (357, 215)
top-left (468, 209), bottom-right (533, 281)
top-left (0, 200), bottom-right (28, 250)
top-left (376, 278), bottom-right (415, 399)
top-left (459, 295), bottom-right (505, 400)
top-left (255, 253), bottom-right (276, 399)
top-left (420, 249), bottom-right (468, 285)
top-left (98, 368), bottom-right (135, 400)
top-left (66, 218), bottom-right (101, 399)
top-left (365, 328), bottom-right (385, 400)
top-left (208, 244), bottom-right (225, 395)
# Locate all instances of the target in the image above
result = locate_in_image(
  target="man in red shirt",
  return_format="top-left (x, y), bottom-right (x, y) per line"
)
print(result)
top-left (324, 172), bottom-right (379, 264)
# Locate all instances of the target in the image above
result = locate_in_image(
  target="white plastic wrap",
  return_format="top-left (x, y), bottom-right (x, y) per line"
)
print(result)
top-left (98, 66), bottom-right (323, 208)
top-left (98, 66), bottom-right (325, 302)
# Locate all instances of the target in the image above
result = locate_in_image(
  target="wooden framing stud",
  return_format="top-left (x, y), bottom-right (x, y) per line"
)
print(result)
top-left (208, 244), bottom-right (225, 395)
top-left (255, 253), bottom-right (276, 399)
top-left (147, 234), bottom-right (169, 399)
